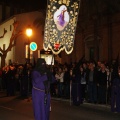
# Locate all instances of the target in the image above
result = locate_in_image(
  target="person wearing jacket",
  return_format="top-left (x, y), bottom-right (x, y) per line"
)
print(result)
top-left (86, 63), bottom-right (98, 103)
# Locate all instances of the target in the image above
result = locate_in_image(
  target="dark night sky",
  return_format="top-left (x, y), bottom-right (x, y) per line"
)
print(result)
top-left (1, 0), bottom-right (47, 11)
top-left (1, 0), bottom-right (120, 16)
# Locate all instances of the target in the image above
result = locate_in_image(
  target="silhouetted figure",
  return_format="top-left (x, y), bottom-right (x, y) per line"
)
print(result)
top-left (32, 58), bottom-right (56, 120)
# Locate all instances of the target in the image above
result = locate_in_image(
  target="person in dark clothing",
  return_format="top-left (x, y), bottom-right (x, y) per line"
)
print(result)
top-left (4, 66), bottom-right (9, 96)
top-left (0, 68), bottom-right (2, 91)
top-left (63, 66), bottom-right (70, 98)
top-left (82, 62), bottom-right (89, 101)
top-left (71, 56), bottom-right (85, 106)
top-left (80, 65), bottom-right (87, 103)
top-left (86, 63), bottom-right (98, 103)
top-left (6, 65), bottom-right (16, 96)
top-left (1, 67), bottom-right (7, 90)
top-left (50, 66), bottom-right (57, 97)
top-left (20, 63), bottom-right (29, 98)
top-left (98, 63), bottom-right (107, 104)
top-left (55, 66), bottom-right (64, 98)
top-left (111, 66), bottom-right (120, 113)
top-left (71, 66), bottom-right (82, 106)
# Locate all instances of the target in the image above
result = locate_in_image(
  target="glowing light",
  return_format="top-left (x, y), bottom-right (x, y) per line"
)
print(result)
top-left (26, 28), bottom-right (32, 37)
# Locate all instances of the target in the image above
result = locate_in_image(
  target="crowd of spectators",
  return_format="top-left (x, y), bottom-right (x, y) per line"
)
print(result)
top-left (0, 63), bottom-right (33, 98)
top-left (0, 59), bottom-right (119, 106)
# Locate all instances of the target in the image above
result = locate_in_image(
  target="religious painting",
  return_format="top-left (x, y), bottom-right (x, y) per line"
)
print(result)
top-left (54, 5), bottom-right (69, 31)
top-left (43, 0), bottom-right (81, 54)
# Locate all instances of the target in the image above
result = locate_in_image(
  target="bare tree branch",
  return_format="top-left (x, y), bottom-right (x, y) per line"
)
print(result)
top-left (0, 28), bottom-right (7, 39)
top-left (0, 20), bottom-right (24, 67)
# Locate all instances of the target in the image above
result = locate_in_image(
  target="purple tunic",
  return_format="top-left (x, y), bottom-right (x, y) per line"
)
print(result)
top-left (111, 77), bottom-right (120, 112)
top-left (57, 10), bottom-right (66, 27)
top-left (58, 13), bottom-right (65, 27)
top-left (32, 70), bottom-right (51, 120)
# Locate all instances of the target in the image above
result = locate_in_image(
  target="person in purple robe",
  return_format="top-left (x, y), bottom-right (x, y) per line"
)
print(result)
top-left (111, 66), bottom-right (120, 113)
top-left (32, 58), bottom-right (55, 120)
top-left (57, 8), bottom-right (67, 27)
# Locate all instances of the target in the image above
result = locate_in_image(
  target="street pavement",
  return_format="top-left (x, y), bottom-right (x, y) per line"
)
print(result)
top-left (0, 91), bottom-right (120, 120)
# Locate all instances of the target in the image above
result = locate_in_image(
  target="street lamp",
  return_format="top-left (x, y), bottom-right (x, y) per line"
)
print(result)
top-left (26, 27), bottom-right (32, 63)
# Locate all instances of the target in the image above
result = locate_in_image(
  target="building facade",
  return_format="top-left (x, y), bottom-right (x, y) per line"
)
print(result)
top-left (61, 12), bottom-right (120, 64)
top-left (0, 1), bottom-right (120, 67)
top-left (0, 11), bottom-right (45, 67)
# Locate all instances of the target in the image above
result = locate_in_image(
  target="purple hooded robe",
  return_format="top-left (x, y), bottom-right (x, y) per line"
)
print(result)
top-left (111, 77), bottom-right (120, 112)
top-left (32, 69), bottom-right (56, 120)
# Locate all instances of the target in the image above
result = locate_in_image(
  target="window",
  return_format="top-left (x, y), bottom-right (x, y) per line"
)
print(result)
top-left (10, 25), bottom-right (12, 31)
top-left (89, 47), bottom-right (94, 60)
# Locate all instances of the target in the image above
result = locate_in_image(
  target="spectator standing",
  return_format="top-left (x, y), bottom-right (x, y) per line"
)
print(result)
top-left (6, 65), bottom-right (16, 96)
top-left (55, 66), bottom-right (64, 97)
top-left (82, 62), bottom-right (89, 101)
top-left (63, 66), bottom-right (70, 98)
top-left (98, 63), bottom-right (107, 104)
top-left (86, 63), bottom-right (98, 103)
top-left (0, 68), bottom-right (2, 91)
top-left (80, 66), bottom-right (87, 103)
top-left (5, 66), bottom-right (10, 96)
top-left (1, 66), bottom-right (7, 90)
top-left (20, 63), bottom-right (29, 98)
top-left (71, 65), bottom-right (82, 106)
top-left (50, 66), bottom-right (57, 97)
top-left (70, 56), bottom-right (85, 105)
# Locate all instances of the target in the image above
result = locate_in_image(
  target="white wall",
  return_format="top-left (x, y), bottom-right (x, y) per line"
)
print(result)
top-left (0, 17), bottom-right (16, 66)
top-left (14, 11), bottom-right (44, 64)
top-left (0, 5), bottom-right (2, 22)
top-left (0, 11), bottom-right (45, 67)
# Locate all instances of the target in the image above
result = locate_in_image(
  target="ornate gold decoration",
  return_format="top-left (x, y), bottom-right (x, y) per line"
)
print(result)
top-left (43, 0), bottom-right (81, 54)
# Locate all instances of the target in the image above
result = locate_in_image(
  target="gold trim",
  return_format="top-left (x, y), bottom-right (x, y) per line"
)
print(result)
top-left (33, 86), bottom-right (45, 92)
